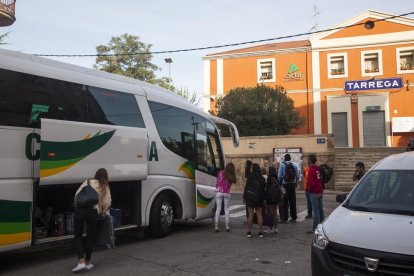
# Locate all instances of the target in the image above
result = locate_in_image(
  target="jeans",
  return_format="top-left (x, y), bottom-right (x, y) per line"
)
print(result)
top-left (215, 192), bottom-right (231, 228)
top-left (305, 191), bottom-right (312, 216)
top-left (74, 208), bottom-right (98, 260)
top-left (309, 193), bottom-right (325, 230)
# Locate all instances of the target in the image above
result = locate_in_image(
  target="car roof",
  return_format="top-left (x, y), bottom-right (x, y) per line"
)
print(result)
top-left (371, 151), bottom-right (414, 171)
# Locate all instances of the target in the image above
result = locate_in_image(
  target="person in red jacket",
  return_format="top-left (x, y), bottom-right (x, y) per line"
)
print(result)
top-left (306, 154), bottom-right (325, 234)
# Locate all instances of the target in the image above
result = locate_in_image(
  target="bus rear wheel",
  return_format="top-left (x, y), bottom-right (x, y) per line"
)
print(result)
top-left (149, 193), bottom-right (174, 238)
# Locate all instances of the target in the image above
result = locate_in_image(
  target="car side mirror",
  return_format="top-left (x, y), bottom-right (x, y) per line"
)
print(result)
top-left (336, 193), bottom-right (348, 203)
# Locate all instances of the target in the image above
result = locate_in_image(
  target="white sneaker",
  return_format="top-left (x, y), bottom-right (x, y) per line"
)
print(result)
top-left (85, 263), bottom-right (94, 270)
top-left (273, 228), bottom-right (278, 234)
top-left (72, 263), bottom-right (86, 273)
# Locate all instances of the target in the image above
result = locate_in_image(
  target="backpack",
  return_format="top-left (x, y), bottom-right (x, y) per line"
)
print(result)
top-left (243, 178), bottom-right (261, 204)
top-left (283, 162), bottom-right (296, 183)
top-left (318, 164), bottom-right (333, 185)
top-left (265, 177), bottom-right (282, 204)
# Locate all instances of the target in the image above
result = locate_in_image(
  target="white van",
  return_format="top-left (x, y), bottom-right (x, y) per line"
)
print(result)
top-left (311, 151), bottom-right (414, 275)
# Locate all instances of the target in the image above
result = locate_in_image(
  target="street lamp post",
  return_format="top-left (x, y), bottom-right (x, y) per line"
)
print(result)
top-left (164, 58), bottom-right (172, 81)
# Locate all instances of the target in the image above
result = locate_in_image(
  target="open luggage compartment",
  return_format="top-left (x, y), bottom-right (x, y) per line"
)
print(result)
top-left (34, 180), bottom-right (141, 244)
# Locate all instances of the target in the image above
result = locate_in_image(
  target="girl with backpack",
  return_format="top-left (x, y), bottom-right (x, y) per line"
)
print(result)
top-left (214, 162), bottom-right (236, 232)
top-left (243, 163), bottom-right (266, 238)
top-left (265, 166), bottom-right (282, 234)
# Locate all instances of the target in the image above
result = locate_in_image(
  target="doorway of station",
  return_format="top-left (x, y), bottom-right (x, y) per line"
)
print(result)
top-left (332, 112), bottom-right (349, 147)
top-left (363, 111), bottom-right (386, 146)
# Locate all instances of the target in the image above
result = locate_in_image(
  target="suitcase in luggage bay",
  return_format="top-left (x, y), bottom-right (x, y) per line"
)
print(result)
top-left (95, 215), bottom-right (115, 249)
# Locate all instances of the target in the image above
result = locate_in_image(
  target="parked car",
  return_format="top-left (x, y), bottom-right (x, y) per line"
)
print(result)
top-left (311, 151), bottom-right (414, 276)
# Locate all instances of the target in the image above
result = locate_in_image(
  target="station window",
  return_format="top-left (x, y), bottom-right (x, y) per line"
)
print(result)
top-left (397, 47), bottom-right (414, 74)
top-left (257, 58), bottom-right (276, 83)
top-left (327, 53), bottom-right (348, 78)
top-left (361, 50), bottom-right (383, 77)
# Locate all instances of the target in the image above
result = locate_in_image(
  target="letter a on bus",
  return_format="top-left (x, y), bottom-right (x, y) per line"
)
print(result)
top-left (149, 141), bottom-right (158, 161)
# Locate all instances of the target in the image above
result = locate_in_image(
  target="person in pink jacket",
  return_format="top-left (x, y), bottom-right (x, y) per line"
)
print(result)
top-left (214, 162), bottom-right (236, 232)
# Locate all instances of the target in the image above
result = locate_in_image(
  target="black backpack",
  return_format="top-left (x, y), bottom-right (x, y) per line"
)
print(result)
top-left (283, 162), bottom-right (296, 183)
top-left (318, 164), bottom-right (333, 184)
top-left (265, 177), bottom-right (282, 204)
top-left (243, 178), bottom-right (261, 204)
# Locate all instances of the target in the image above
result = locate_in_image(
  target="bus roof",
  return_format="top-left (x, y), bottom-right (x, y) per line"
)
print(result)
top-left (0, 48), bottom-right (209, 119)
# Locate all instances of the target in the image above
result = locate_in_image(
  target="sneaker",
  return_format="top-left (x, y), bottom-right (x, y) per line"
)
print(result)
top-left (72, 263), bottom-right (86, 273)
top-left (258, 232), bottom-right (264, 238)
top-left (226, 228), bottom-right (231, 232)
top-left (289, 219), bottom-right (297, 223)
top-left (273, 228), bottom-right (279, 234)
top-left (85, 263), bottom-right (94, 270)
top-left (306, 230), bottom-right (315, 234)
top-left (279, 219), bottom-right (288, 224)
top-left (305, 215), bottom-right (313, 219)
top-left (247, 232), bottom-right (252, 238)
top-left (214, 229), bottom-right (220, 233)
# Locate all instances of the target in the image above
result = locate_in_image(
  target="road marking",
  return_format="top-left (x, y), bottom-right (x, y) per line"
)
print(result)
top-left (229, 204), bottom-right (244, 211)
top-left (296, 210), bottom-right (308, 222)
top-left (229, 210), bottom-right (247, 218)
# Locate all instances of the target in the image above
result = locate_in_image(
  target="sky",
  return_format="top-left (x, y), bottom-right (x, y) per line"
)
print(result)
top-left (1, 0), bottom-right (412, 108)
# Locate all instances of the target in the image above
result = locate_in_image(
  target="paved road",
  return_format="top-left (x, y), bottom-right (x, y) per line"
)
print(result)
top-left (0, 191), bottom-right (341, 276)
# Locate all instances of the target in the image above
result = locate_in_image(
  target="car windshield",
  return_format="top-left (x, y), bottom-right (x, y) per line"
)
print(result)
top-left (346, 170), bottom-right (414, 216)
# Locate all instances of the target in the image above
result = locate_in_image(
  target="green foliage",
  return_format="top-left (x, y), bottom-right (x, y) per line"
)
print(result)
top-left (216, 85), bottom-right (304, 136)
top-left (174, 86), bottom-right (200, 105)
top-left (94, 33), bottom-right (161, 83)
top-left (94, 33), bottom-right (200, 105)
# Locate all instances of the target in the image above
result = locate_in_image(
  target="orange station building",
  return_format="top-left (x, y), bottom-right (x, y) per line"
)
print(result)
top-left (203, 10), bottom-right (414, 148)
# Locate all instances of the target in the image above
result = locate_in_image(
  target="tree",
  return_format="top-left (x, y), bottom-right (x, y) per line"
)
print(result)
top-left (94, 33), bottom-right (200, 105)
top-left (216, 85), bottom-right (304, 136)
top-left (174, 86), bottom-right (200, 105)
top-left (94, 33), bottom-right (162, 83)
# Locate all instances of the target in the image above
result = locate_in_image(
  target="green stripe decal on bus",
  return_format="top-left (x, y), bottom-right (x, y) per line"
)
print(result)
top-left (179, 161), bottom-right (196, 183)
top-left (196, 190), bottom-right (213, 208)
top-left (0, 222), bottom-right (31, 234)
top-left (40, 130), bottom-right (115, 178)
top-left (40, 156), bottom-right (85, 170)
top-left (0, 200), bottom-right (31, 223)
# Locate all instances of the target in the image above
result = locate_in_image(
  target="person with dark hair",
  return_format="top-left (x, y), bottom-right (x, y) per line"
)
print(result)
top-left (244, 163), bottom-right (266, 238)
top-left (306, 154), bottom-right (324, 234)
top-left (353, 162), bottom-right (366, 182)
top-left (244, 160), bottom-right (253, 220)
top-left (72, 168), bottom-right (112, 272)
top-left (265, 166), bottom-right (282, 234)
top-left (214, 162), bottom-right (236, 232)
top-left (244, 160), bottom-right (253, 178)
top-left (277, 154), bottom-right (300, 223)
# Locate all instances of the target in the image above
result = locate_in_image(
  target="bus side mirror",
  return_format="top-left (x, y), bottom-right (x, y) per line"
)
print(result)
top-left (336, 193), bottom-right (348, 203)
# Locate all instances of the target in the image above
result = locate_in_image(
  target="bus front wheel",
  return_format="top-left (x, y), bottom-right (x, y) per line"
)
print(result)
top-left (149, 193), bottom-right (174, 237)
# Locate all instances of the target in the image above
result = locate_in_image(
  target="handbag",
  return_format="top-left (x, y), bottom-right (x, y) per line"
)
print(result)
top-left (75, 179), bottom-right (99, 208)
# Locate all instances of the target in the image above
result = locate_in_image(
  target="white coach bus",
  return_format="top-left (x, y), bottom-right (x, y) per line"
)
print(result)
top-left (0, 49), bottom-right (239, 253)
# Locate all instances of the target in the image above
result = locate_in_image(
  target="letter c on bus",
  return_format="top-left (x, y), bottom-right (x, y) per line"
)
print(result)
top-left (25, 133), bottom-right (41, 160)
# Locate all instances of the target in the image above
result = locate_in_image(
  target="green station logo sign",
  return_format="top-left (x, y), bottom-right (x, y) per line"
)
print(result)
top-left (284, 64), bottom-right (304, 81)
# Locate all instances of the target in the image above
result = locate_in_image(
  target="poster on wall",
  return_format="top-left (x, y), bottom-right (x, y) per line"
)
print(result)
top-left (273, 147), bottom-right (303, 174)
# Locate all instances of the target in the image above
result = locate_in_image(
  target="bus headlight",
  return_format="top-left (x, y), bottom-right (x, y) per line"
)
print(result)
top-left (313, 224), bottom-right (329, 250)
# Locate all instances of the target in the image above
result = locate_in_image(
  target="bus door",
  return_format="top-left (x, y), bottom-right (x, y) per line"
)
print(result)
top-left (0, 127), bottom-right (36, 252)
top-left (39, 118), bottom-right (148, 185)
top-left (195, 131), bottom-right (224, 220)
